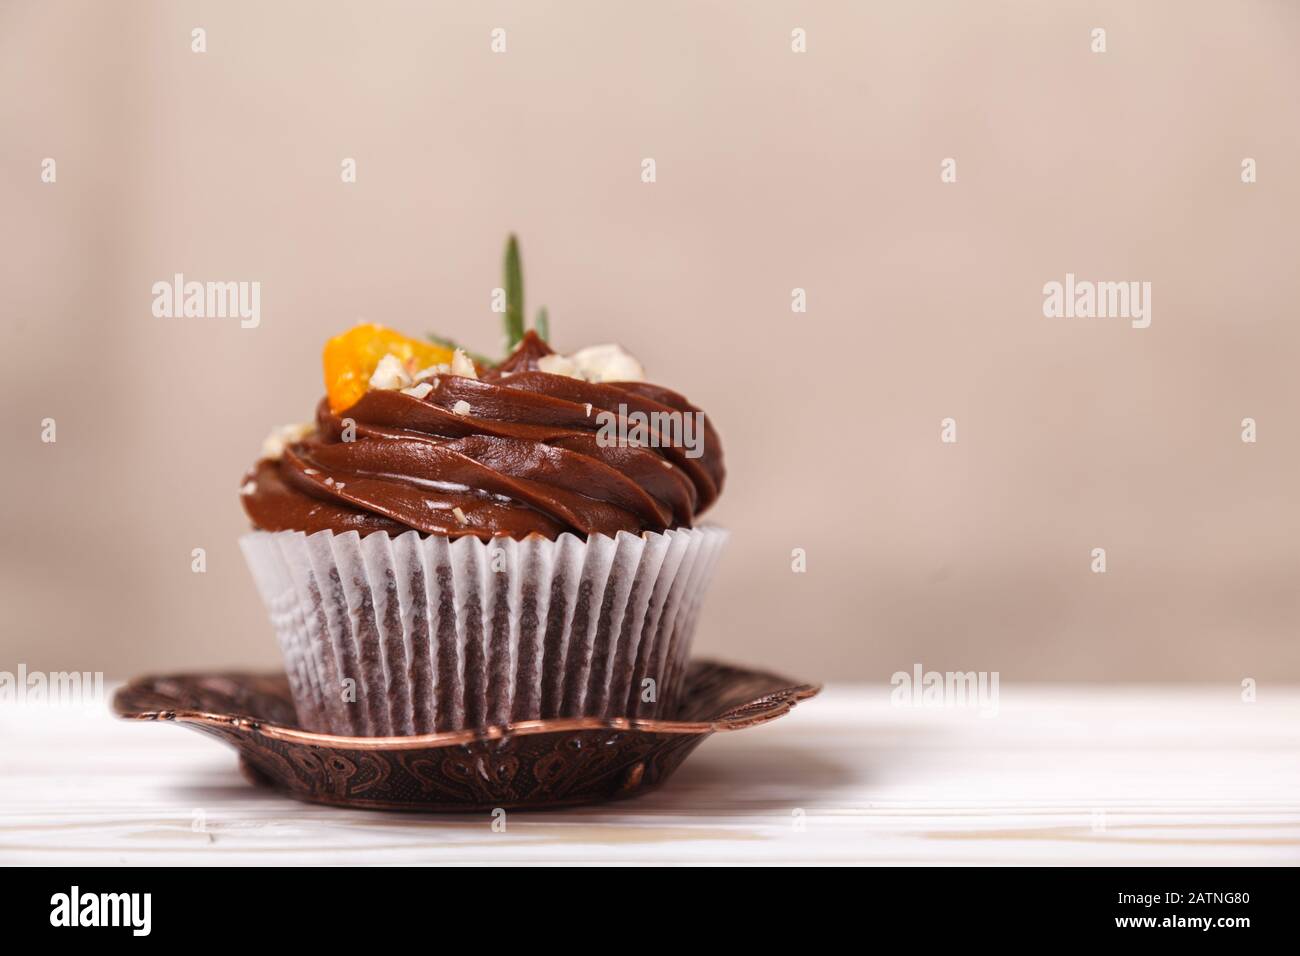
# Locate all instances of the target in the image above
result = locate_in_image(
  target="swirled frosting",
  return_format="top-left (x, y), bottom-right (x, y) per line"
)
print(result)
top-left (241, 332), bottom-right (725, 539)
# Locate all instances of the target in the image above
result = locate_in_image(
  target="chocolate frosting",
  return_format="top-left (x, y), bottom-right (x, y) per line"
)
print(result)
top-left (241, 332), bottom-right (725, 539)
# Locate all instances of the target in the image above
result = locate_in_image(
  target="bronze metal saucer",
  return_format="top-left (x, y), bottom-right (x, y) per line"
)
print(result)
top-left (113, 660), bottom-right (820, 812)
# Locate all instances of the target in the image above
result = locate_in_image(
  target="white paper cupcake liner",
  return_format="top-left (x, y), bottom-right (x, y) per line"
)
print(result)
top-left (239, 527), bottom-right (727, 736)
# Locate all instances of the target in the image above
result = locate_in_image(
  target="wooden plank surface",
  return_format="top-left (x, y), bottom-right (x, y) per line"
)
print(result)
top-left (2, 685), bottom-right (1297, 865)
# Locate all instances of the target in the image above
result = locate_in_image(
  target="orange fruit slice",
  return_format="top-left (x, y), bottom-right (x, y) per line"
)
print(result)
top-left (323, 324), bottom-right (456, 413)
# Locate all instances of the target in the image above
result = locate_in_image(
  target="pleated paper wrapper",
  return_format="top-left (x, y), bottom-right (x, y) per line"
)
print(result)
top-left (239, 527), bottom-right (727, 736)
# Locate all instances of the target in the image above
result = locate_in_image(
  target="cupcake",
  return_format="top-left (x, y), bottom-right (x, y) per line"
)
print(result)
top-left (239, 242), bottom-right (726, 736)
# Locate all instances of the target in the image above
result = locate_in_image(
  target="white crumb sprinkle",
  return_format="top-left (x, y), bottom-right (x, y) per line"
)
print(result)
top-left (538, 353), bottom-right (581, 379)
top-left (451, 349), bottom-right (478, 379)
top-left (414, 364), bottom-right (447, 383)
top-left (402, 382), bottom-right (434, 399)
top-left (661, 459), bottom-right (673, 468)
top-left (584, 403), bottom-right (593, 417)
top-left (452, 506), bottom-right (467, 525)
top-left (304, 468), bottom-right (318, 476)
top-left (240, 480), bottom-right (256, 496)
top-left (539, 345), bottom-right (645, 383)
top-left (569, 343), bottom-right (645, 383)
top-left (452, 400), bottom-right (472, 416)
top-left (260, 421), bottom-right (316, 460)
top-left (369, 353), bottom-right (412, 390)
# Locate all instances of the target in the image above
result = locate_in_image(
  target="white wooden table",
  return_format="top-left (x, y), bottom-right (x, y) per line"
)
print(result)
top-left (2, 685), bottom-right (1297, 865)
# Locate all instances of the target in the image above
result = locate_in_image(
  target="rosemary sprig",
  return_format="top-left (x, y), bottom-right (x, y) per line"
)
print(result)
top-left (504, 234), bottom-right (525, 351)
top-left (432, 237), bottom-right (551, 361)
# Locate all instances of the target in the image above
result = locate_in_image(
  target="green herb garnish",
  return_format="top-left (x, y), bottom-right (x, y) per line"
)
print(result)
top-left (504, 234), bottom-right (525, 351)
top-left (433, 236), bottom-right (551, 360)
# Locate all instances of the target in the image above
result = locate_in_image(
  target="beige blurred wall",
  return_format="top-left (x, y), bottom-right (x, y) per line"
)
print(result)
top-left (2, 1), bottom-right (1298, 682)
